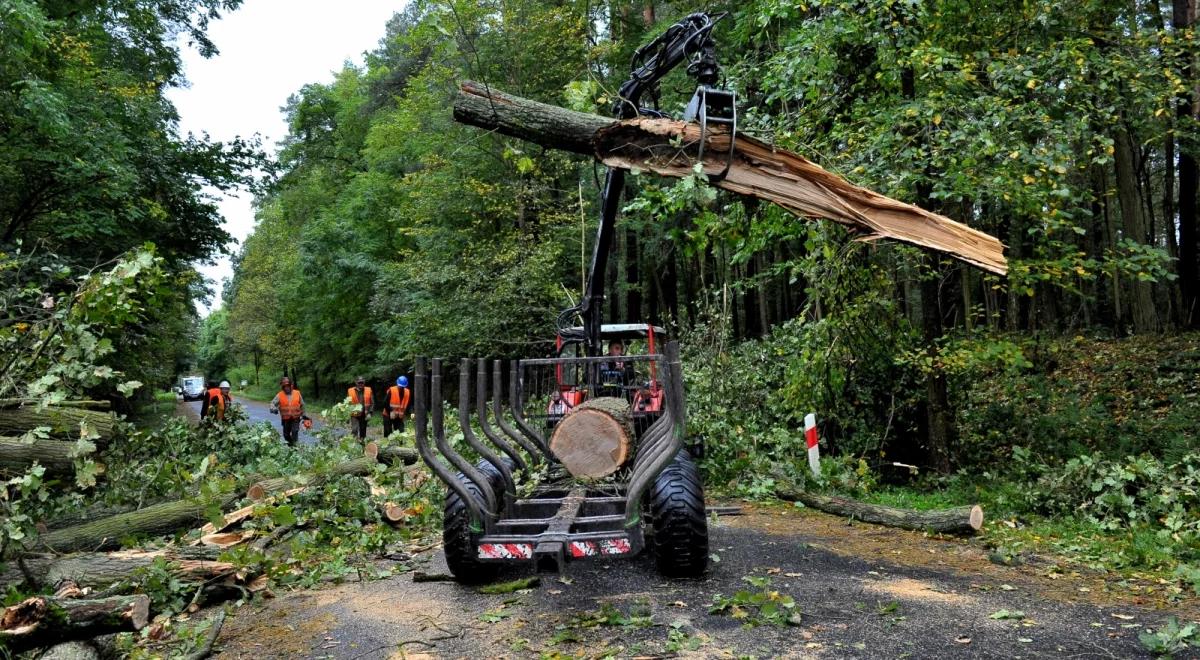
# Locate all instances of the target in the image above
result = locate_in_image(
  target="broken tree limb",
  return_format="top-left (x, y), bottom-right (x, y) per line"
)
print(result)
top-left (0, 406), bottom-right (118, 444)
top-left (0, 594), bottom-right (149, 653)
top-left (776, 489), bottom-right (984, 536)
top-left (549, 397), bottom-right (633, 478)
top-left (246, 445), bottom-right (418, 500)
top-left (0, 436), bottom-right (96, 476)
top-left (453, 81), bottom-right (1006, 275)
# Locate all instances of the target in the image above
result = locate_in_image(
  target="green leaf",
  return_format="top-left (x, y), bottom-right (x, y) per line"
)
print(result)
top-left (271, 505), bottom-right (297, 527)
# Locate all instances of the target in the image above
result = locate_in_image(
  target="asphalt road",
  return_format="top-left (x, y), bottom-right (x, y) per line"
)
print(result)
top-left (213, 504), bottom-right (1198, 659)
top-left (183, 396), bottom-right (327, 446)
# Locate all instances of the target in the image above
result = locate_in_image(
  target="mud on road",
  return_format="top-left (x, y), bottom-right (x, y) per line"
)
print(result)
top-left (212, 503), bottom-right (1198, 659)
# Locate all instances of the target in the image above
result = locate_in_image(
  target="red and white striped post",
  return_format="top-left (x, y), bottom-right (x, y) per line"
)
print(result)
top-left (805, 413), bottom-right (820, 477)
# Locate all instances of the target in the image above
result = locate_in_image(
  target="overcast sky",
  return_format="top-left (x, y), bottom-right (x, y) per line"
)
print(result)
top-left (168, 0), bottom-right (403, 314)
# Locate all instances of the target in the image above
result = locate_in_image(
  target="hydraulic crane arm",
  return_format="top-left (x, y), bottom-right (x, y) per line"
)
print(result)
top-left (561, 12), bottom-right (735, 359)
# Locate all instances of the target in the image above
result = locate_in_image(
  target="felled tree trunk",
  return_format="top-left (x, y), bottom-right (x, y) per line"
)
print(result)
top-left (0, 399), bottom-right (111, 411)
top-left (549, 397), bottom-right (633, 479)
top-left (0, 436), bottom-right (96, 476)
top-left (453, 81), bottom-right (1006, 275)
top-left (27, 493), bottom-right (241, 555)
top-left (776, 489), bottom-right (984, 536)
top-left (0, 406), bottom-right (117, 444)
top-left (0, 546), bottom-right (228, 592)
top-left (246, 445), bottom-right (417, 500)
top-left (0, 594), bottom-right (149, 653)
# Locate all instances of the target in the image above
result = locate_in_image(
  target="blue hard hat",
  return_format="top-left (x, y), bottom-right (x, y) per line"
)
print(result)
top-left (397, 376), bottom-right (409, 387)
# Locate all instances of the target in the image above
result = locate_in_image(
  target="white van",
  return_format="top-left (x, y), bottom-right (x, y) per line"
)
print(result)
top-left (180, 376), bottom-right (206, 401)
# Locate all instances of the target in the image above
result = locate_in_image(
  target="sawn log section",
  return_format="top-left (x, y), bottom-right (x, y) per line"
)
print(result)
top-left (454, 81), bottom-right (1006, 274)
top-left (549, 396), bottom-right (633, 479)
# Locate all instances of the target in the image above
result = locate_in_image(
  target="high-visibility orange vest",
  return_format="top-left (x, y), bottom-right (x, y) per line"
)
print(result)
top-left (276, 390), bottom-right (302, 420)
top-left (387, 386), bottom-right (410, 416)
top-left (348, 386), bottom-right (373, 416)
top-left (207, 391), bottom-right (228, 420)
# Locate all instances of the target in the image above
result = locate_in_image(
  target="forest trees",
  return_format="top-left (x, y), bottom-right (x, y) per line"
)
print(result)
top-left (0, 0), bottom-right (263, 397)
top-left (216, 0), bottom-right (1197, 471)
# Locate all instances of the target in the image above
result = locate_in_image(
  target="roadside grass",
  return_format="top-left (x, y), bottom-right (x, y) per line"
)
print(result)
top-left (849, 479), bottom-right (1192, 592)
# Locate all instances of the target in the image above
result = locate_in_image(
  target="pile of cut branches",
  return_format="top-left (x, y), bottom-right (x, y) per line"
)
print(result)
top-left (1, 411), bottom-right (434, 658)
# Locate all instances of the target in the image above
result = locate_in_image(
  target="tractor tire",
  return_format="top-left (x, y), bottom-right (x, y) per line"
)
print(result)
top-left (648, 451), bottom-right (709, 578)
top-left (443, 460), bottom-right (507, 584)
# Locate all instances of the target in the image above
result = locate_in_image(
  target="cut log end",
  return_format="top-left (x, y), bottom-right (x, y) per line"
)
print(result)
top-left (247, 484), bottom-right (266, 501)
top-left (968, 505), bottom-right (984, 531)
top-left (363, 441), bottom-right (379, 460)
top-left (381, 503), bottom-right (405, 524)
top-left (549, 397), bottom-right (633, 479)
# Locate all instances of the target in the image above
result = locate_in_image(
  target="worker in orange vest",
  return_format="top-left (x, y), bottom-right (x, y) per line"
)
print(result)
top-left (201, 381), bottom-right (232, 422)
top-left (347, 376), bottom-right (373, 440)
top-left (269, 376), bottom-right (305, 446)
top-left (383, 376), bottom-right (411, 436)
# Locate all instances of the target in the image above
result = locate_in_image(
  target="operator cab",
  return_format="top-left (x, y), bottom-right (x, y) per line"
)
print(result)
top-left (547, 323), bottom-right (667, 431)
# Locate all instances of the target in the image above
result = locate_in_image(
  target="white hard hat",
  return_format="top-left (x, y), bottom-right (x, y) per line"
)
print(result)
top-left (219, 381), bottom-right (231, 388)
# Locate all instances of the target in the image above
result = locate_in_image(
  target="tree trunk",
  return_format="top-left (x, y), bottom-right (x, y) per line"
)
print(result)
top-left (549, 396), bottom-right (633, 478)
top-left (0, 594), bottom-right (149, 653)
top-left (27, 494), bottom-right (241, 555)
top-left (1177, 0), bottom-right (1199, 328)
top-left (0, 437), bottom-right (96, 477)
top-left (0, 407), bottom-right (117, 444)
top-left (0, 546), bottom-right (227, 592)
top-left (0, 400), bottom-right (111, 411)
top-left (776, 489), bottom-right (983, 536)
top-left (246, 445), bottom-right (417, 500)
top-left (453, 82), bottom-right (1007, 275)
top-left (1113, 126), bottom-right (1160, 332)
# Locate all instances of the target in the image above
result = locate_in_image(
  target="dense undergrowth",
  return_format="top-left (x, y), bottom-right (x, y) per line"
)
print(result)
top-left (686, 329), bottom-right (1200, 586)
top-left (2, 407), bottom-right (438, 655)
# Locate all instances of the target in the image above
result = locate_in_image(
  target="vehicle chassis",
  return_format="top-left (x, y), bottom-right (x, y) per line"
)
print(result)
top-left (411, 344), bottom-right (687, 574)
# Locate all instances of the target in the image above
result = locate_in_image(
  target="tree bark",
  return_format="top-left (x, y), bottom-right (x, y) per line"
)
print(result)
top-left (1176, 0), bottom-right (1199, 328)
top-left (0, 436), bottom-right (96, 476)
top-left (26, 494), bottom-right (241, 555)
top-left (1113, 126), bottom-right (1160, 332)
top-left (453, 82), bottom-right (1007, 275)
top-left (245, 445), bottom-right (417, 500)
top-left (776, 489), bottom-right (983, 536)
top-left (0, 407), bottom-right (117, 443)
top-left (549, 396), bottom-right (633, 478)
top-left (0, 546), bottom-right (228, 592)
top-left (0, 594), bottom-right (149, 653)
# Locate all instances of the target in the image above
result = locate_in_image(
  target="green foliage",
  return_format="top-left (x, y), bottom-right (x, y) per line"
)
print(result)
top-left (708, 575), bottom-right (802, 627)
top-left (1139, 617), bottom-right (1199, 658)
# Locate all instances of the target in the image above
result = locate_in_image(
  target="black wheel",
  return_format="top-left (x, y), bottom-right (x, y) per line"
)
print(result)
top-left (443, 460), bottom-right (507, 584)
top-left (649, 450), bottom-right (708, 578)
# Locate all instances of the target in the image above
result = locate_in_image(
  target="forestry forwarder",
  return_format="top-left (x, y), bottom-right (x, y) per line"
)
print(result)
top-left (412, 12), bottom-right (734, 582)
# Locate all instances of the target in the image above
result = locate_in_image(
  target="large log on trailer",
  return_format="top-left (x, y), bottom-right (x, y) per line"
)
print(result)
top-left (0, 436), bottom-right (96, 476)
top-left (453, 82), bottom-right (1006, 275)
top-left (777, 488), bottom-right (984, 536)
top-left (0, 406), bottom-right (118, 444)
top-left (0, 594), bottom-right (149, 653)
top-left (549, 397), bottom-right (634, 479)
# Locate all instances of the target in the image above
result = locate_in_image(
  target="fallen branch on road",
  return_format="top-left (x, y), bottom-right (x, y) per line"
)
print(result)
top-left (776, 489), bottom-right (984, 536)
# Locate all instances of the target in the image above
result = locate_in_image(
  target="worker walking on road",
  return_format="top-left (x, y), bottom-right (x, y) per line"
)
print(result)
top-left (348, 376), bottom-right (373, 440)
top-left (200, 380), bottom-right (232, 422)
top-left (383, 376), bottom-right (410, 437)
top-left (269, 377), bottom-right (305, 446)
